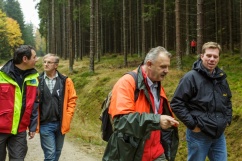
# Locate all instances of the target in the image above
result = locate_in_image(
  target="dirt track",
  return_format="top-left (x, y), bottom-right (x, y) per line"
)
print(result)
top-left (25, 133), bottom-right (100, 161)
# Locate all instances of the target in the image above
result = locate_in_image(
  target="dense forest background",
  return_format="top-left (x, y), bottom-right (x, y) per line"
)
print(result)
top-left (1, 1), bottom-right (242, 160)
top-left (36, 0), bottom-right (242, 72)
top-left (1, 0), bottom-right (242, 71)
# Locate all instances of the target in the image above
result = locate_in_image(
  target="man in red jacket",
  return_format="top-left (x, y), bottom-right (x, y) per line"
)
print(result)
top-left (0, 45), bottom-right (39, 161)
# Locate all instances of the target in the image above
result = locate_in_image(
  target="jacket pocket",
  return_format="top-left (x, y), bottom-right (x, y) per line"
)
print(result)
top-left (117, 132), bottom-right (141, 160)
top-left (0, 85), bottom-right (15, 110)
top-left (0, 110), bottom-right (13, 132)
top-left (196, 113), bottom-right (227, 138)
top-left (161, 127), bottom-right (179, 161)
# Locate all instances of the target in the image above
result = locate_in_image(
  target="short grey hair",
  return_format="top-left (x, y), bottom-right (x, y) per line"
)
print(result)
top-left (43, 53), bottom-right (59, 63)
top-left (144, 46), bottom-right (171, 64)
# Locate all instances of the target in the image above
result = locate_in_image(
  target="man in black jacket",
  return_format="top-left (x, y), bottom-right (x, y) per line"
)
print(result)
top-left (171, 42), bottom-right (232, 161)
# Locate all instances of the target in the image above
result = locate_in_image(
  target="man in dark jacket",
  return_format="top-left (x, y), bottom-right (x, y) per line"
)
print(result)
top-left (37, 53), bottom-right (77, 161)
top-left (0, 45), bottom-right (39, 161)
top-left (171, 42), bottom-right (232, 161)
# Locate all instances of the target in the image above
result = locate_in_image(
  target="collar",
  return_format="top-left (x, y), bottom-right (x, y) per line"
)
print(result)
top-left (147, 77), bottom-right (158, 88)
top-left (44, 71), bottom-right (58, 79)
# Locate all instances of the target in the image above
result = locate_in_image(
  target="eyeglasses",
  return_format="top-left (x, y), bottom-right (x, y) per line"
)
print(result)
top-left (42, 61), bottom-right (57, 65)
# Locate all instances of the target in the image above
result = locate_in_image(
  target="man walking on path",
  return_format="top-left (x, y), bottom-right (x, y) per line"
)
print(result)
top-left (103, 46), bottom-right (179, 161)
top-left (37, 53), bottom-right (77, 161)
top-left (0, 45), bottom-right (39, 161)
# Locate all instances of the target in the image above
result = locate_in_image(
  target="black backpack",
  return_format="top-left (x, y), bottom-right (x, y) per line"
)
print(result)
top-left (99, 71), bottom-right (139, 142)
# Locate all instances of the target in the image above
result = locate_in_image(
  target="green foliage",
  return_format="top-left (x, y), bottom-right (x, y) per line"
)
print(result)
top-left (37, 0), bottom-right (48, 37)
top-left (101, 0), bottom-right (121, 19)
top-left (1, 0), bottom-right (35, 54)
top-left (143, 2), bottom-right (161, 21)
top-left (0, 0), bottom-right (3, 10)
top-left (6, 18), bottom-right (23, 52)
top-left (4, 0), bottom-right (25, 40)
top-left (35, 29), bottom-right (46, 56)
top-left (0, 9), bottom-right (11, 59)
top-left (23, 23), bottom-right (35, 47)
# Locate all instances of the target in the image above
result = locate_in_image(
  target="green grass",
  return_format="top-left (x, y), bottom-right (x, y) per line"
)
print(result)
top-left (35, 53), bottom-right (242, 160)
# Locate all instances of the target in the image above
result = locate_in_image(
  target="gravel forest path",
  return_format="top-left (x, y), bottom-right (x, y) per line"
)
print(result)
top-left (25, 133), bottom-right (100, 161)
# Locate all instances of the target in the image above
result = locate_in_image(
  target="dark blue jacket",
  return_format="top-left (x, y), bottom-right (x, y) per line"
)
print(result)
top-left (171, 59), bottom-right (232, 138)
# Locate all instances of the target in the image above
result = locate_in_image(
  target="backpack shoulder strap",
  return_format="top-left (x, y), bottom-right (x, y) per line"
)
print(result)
top-left (126, 71), bottom-right (139, 102)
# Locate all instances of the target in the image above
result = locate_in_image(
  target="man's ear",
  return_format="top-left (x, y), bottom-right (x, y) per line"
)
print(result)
top-left (147, 60), bottom-right (152, 68)
top-left (22, 56), bottom-right (28, 63)
top-left (200, 54), bottom-right (203, 59)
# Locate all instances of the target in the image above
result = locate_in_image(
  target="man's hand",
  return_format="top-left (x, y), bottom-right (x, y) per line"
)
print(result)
top-left (192, 126), bottom-right (201, 133)
top-left (160, 115), bottom-right (179, 129)
top-left (28, 132), bottom-right (36, 139)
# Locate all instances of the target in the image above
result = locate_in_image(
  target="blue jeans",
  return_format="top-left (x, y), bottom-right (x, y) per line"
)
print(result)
top-left (40, 122), bottom-right (65, 161)
top-left (186, 129), bottom-right (227, 161)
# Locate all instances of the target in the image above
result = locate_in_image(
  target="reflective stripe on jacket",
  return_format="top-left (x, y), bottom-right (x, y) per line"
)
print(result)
top-left (0, 60), bottom-right (39, 134)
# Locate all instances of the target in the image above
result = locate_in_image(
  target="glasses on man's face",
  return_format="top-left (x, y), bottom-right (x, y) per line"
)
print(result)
top-left (42, 61), bottom-right (57, 65)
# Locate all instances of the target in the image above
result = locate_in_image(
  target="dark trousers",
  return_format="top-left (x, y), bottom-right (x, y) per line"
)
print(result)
top-left (154, 153), bottom-right (166, 161)
top-left (0, 132), bottom-right (27, 161)
top-left (191, 47), bottom-right (196, 54)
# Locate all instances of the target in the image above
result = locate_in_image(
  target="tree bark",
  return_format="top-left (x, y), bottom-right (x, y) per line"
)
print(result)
top-left (123, 0), bottom-right (127, 66)
top-left (185, 0), bottom-right (189, 55)
top-left (89, 0), bottom-right (95, 73)
top-left (175, 0), bottom-right (182, 70)
top-left (68, 0), bottom-right (74, 73)
top-left (197, 0), bottom-right (203, 55)
top-left (141, 0), bottom-right (145, 58)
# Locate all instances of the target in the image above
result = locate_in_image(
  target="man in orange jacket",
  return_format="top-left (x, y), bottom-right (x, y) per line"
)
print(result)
top-left (37, 53), bottom-right (77, 161)
top-left (103, 46), bottom-right (179, 161)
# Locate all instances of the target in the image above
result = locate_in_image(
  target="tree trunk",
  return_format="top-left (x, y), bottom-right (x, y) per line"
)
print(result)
top-left (215, 0), bottom-right (218, 42)
top-left (96, 0), bottom-right (100, 62)
top-left (163, 0), bottom-right (167, 49)
top-left (175, 0), bottom-right (182, 70)
top-left (197, 0), bottom-right (203, 55)
top-left (89, 0), bottom-right (95, 73)
top-left (137, 0), bottom-right (141, 57)
top-left (123, 0), bottom-right (127, 67)
top-left (228, 0), bottom-right (233, 54)
top-left (47, 0), bottom-right (51, 53)
top-left (129, 0), bottom-right (131, 56)
top-left (141, 0), bottom-right (145, 58)
top-left (185, 0), bottom-right (189, 55)
top-left (240, 0), bottom-right (242, 58)
top-left (51, 0), bottom-right (55, 53)
top-left (68, 0), bottom-right (74, 73)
